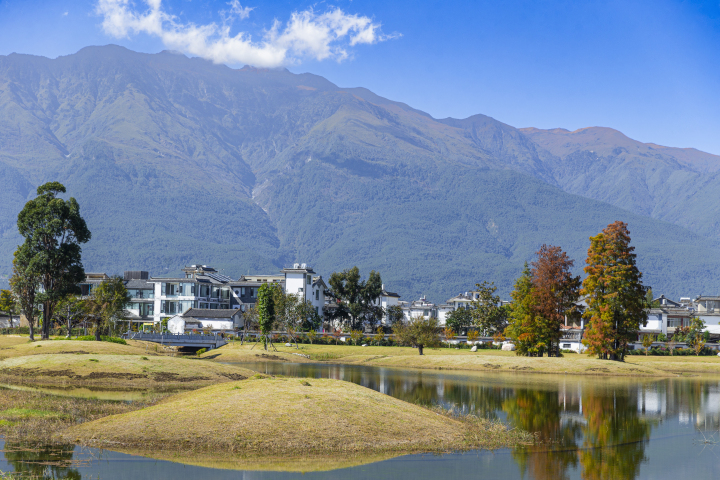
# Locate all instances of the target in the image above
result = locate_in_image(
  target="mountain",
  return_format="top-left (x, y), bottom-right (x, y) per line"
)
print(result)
top-left (1, 45), bottom-right (719, 302)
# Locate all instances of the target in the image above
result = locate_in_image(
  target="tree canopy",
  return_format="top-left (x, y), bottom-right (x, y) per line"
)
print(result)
top-left (15, 181), bottom-right (91, 339)
top-left (471, 281), bottom-right (508, 336)
top-left (394, 316), bottom-right (440, 355)
top-left (85, 276), bottom-right (130, 341)
top-left (325, 266), bottom-right (383, 330)
top-left (581, 221), bottom-right (648, 360)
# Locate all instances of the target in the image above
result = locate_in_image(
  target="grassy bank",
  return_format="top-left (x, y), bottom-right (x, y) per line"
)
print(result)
top-left (202, 343), bottom-right (720, 376)
top-left (0, 353), bottom-right (256, 388)
top-left (0, 387), bottom-right (166, 444)
top-left (60, 377), bottom-right (532, 460)
top-left (0, 337), bottom-right (166, 360)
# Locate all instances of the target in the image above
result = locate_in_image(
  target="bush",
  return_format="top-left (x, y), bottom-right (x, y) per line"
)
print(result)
top-left (561, 349), bottom-right (577, 354)
top-left (71, 335), bottom-right (128, 345)
top-left (196, 348), bottom-right (207, 356)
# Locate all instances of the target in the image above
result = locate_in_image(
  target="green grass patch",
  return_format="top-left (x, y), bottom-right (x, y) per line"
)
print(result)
top-left (0, 408), bottom-right (68, 419)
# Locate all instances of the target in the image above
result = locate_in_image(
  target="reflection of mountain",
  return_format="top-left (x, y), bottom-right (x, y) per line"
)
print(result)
top-left (2, 442), bottom-right (80, 479)
top-left (2, 46), bottom-right (720, 299)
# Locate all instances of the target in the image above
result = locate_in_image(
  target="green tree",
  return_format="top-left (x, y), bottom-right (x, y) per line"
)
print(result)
top-left (256, 283), bottom-right (281, 351)
top-left (471, 281), bottom-right (508, 336)
top-left (15, 182), bottom-right (91, 340)
top-left (581, 221), bottom-right (648, 361)
top-left (505, 263), bottom-right (541, 356)
top-left (54, 295), bottom-right (86, 338)
top-left (445, 307), bottom-right (472, 334)
top-left (641, 334), bottom-right (653, 356)
top-left (386, 305), bottom-right (404, 327)
top-left (394, 316), bottom-right (440, 355)
top-left (85, 276), bottom-right (130, 341)
top-left (9, 249), bottom-right (41, 340)
top-left (0, 289), bottom-right (17, 315)
top-left (325, 266), bottom-right (383, 330)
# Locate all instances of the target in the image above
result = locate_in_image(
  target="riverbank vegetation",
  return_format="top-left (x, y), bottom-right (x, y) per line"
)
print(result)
top-left (201, 343), bottom-right (720, 376)
top-left (0, 387), bottom-right (166, 444)
top-left (60, 377), bottom-right (533, 458)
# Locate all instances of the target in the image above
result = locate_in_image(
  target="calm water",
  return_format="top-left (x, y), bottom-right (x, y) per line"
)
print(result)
top-left (2, 362), bottom-right (720, 479)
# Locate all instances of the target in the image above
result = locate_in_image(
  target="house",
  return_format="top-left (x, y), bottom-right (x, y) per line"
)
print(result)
top-left (559, 326), bottom-right (586, 353)
top-left (166, 308), bottom-right (242, 334)
top-left (401, 296), bottom-right (438, 322)
top-left (123, 271), bottom-right (155, 326)
top-left (282, 264), bottom-right (326, 314)
top-left (373, 285), bottom-right (401, 326)
top-left (79, 273), bottom-right (110, 296)
top-left (692, 295), bottom-right (720, 327)
top-left (150, 265), bottom-right (234, 324)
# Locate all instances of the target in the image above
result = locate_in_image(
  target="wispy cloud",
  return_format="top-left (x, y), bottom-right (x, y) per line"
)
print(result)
top-left (95, 0), bottom-right (398, 68)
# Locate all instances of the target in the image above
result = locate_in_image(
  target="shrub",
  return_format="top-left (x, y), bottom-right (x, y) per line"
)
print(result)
top-left (196, 348), bottom-right (207, 356)
top-left (73, 335), bottom-right (127, 345)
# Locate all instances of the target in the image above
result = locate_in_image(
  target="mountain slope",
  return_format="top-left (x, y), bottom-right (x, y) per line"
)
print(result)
top-left (0, 45), bottom-right (718, 302)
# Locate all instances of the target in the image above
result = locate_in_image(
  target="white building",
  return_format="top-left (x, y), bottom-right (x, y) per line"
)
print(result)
top-left (374, 285), bottom-right (401, 326)
top-left (166, 308), bottom-right (242, 334)
top-left (150, 265), bottom-right (233, 324)
top-left (401, 296), bottom-right (438, 321)
top-left (281, 263), bottom-right (327, 317)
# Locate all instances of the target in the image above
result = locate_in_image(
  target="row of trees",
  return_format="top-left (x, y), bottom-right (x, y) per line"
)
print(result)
top-left (503, 221), bottom-right (649, 360)
top-left (1, 277), bottom-right (131, 341)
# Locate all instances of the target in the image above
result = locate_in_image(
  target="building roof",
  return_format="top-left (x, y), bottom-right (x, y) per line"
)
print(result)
top-left (181, 308), bottom-right (240, 319)
top-left (381, 289), bottom-right (400, 298)
top-left (125, 279), bottom-right (153, 289)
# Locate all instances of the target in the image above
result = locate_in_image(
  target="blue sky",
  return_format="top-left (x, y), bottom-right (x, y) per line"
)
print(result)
top-left (1, 0), bottom-right (719, 154)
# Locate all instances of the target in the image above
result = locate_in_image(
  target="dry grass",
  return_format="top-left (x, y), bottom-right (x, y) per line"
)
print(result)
top-left (0, 354), bottom-right (257, 388)
top-left (0, 387), bottom-right (166, 444)
top-left (60, 377), bottom-right (533, 458)
top-left (0, 337), bottom-right (164, 360)
top-left (204, 343), bottom-right (720, 377)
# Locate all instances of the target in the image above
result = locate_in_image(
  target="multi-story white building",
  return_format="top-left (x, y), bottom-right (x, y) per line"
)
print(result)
top-left (373, 285), bottom-right (401, 325)
top-left (150, 265), bottom-right (233, 324)
top-left (281, 263), bottom-right (327, 316)
top-left (401, 296), bottom-right (438, 322)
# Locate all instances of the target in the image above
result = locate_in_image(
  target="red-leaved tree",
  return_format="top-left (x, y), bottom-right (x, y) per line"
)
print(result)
top-left (530, 245), bottom-right (581, 356)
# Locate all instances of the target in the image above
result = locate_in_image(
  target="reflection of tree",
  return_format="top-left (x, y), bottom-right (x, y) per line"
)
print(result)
top-left (503, 390), bottom-right (579, 480)
top-left (579, 391), bottom-right (651, 480)
top-left (3, 442), bottom-right (81, 479)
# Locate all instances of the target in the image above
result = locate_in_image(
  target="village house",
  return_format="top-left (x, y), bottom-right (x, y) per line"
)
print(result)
top-left (166, 308), bottom-right (242, 334)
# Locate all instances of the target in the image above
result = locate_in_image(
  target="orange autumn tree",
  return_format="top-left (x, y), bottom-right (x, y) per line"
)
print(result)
top-left (581, 221), bottom-right (648, 361)
top-left (530, 245), bottom-right (581, 357)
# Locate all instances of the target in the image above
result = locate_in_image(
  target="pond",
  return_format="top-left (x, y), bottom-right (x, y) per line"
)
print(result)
top-left (2, 362), bottom-right (720, 479)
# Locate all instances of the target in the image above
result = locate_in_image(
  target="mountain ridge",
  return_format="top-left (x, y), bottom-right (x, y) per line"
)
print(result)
top-left (1, 45), bottom-right (719, 302)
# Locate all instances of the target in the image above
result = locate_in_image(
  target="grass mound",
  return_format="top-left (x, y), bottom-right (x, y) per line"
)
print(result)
top-left (0, 354), bottom-right (256, 388)
top-left (0, 338), bottom-right (158, 360)
top-left (60, 378), bottom-right (530, 458)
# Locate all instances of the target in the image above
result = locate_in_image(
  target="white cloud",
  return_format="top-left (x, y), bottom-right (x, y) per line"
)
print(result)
top-left (63, 11), bottom-right (69, 16)
top-left (95, 0), bottom-right (397, 68)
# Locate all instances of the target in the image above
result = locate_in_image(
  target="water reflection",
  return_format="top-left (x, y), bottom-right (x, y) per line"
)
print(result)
top-left (2, 442), bottom-right (81, 479)
top-left (239, 362), bottom-right (720, 480)
top-left (3, 363), bottom-right (719, 479)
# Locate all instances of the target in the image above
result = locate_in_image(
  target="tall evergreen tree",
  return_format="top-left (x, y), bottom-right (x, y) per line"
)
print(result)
top-left (505, 263), bottom-right (539, 355)
top-left (256, 283), bottom-right (281, 350)
top-left (581, 221), bottom-right (648, 360)
top-left (15, 182), bottom-right (91, 340)
top-left (531, 245), bottom-right (581, 356)
top-left (471, 281), bottom-right (508, 336)
top-left (9, 249), bottom-right (40, 340)
top-left (85, 276), bottom-right (130, 341)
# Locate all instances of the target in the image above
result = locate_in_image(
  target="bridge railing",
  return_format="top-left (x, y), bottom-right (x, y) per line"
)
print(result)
top-left (126, 332), bottom-right (226, 344)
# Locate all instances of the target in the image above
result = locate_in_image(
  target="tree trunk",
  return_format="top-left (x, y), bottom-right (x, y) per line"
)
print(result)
top-left (66, 318), bottom-right (72, 339)
top-left (95, 321), bottom-right (102, 341)
top-left (42, 302), bottom-right (51, 340)
top-left (28, 320), bottom-right (35, 341)
top-left (418, 344), bottom-right (424, 355)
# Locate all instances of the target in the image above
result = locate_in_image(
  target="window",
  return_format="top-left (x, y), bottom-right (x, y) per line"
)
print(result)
top-left (316, 290), bottom-right (319, 301)
top-left (307, 275), bottom-right (311, 285)
top-left (562, 344), bottom-right (571, 349)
